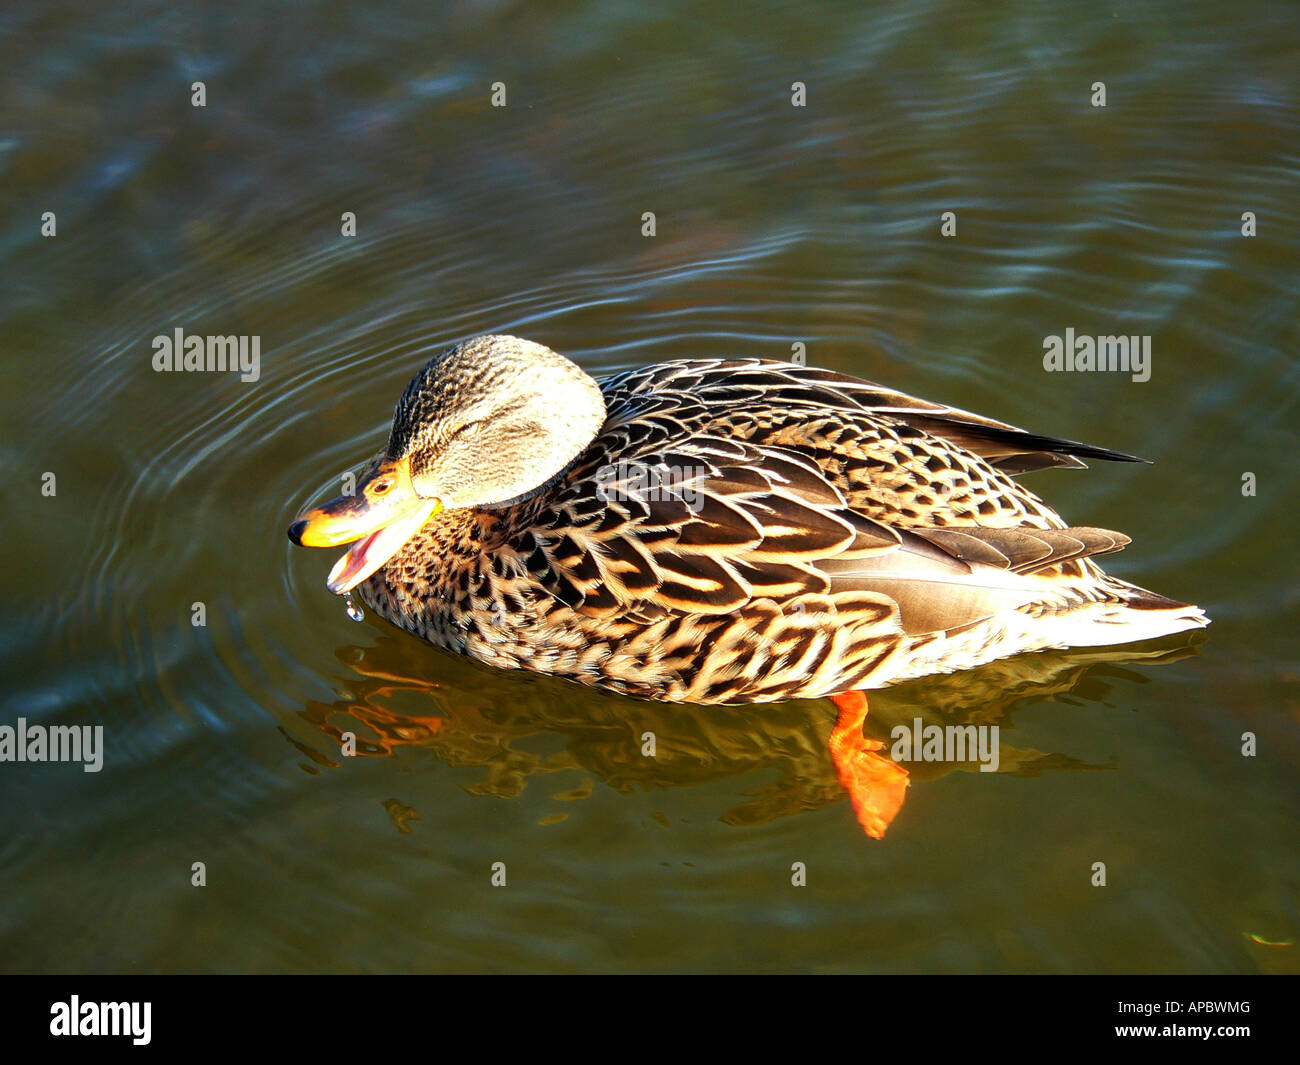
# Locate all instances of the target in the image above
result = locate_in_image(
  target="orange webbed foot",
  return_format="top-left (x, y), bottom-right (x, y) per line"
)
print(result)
top-left (827, 690), bottom-right (909, 839)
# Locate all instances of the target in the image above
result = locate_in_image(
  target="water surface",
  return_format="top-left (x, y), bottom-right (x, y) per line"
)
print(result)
top-left (1, 1), bottom-right (1297, 972)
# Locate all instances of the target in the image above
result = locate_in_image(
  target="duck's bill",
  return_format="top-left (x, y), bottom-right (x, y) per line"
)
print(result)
top-left (287, 460), bottom-right (442, 595)
top-left (322, 495), bottom-right (441, 594)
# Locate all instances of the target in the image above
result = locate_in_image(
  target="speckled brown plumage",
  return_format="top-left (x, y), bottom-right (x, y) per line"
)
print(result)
top-left (355, 357), bottom-right (1207, 704)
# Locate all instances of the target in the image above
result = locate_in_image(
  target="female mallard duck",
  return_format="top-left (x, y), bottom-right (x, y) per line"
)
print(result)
top-left (289, 335), bottom-right (1208, 835)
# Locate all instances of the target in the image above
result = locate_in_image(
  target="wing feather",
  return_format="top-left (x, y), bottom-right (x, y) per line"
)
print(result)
top-left (505, 360), bottom-right (1137, 639)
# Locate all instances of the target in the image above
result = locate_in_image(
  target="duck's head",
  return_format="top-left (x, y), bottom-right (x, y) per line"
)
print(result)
top-left (288, 335), bottom-right (607, 594)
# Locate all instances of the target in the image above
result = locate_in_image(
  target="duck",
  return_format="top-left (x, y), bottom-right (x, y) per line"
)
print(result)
top-left (288, 334), bottom-right (1209, 836)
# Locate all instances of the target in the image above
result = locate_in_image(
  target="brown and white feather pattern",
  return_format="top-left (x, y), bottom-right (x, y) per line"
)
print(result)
top-left (361, 359), bottom-right (1206, 704)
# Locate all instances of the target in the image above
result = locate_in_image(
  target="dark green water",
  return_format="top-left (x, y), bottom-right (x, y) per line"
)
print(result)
top-left (1, 1), bottom-right (1297, 972)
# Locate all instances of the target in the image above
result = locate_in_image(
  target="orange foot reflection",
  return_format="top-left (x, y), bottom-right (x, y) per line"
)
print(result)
top-left (827, 690), bottom-right (909, 839)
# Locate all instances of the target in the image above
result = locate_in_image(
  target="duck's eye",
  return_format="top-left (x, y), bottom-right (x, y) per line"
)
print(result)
top-left (450, 420), bottom-right (482, 442)
top-left (371, 479), bottom-right (393, 496)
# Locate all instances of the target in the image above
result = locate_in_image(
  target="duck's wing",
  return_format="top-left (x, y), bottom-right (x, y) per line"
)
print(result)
top-left (597, 358), bottom-right (1147, 473)
top-left (500, 360), bottom-right (1133, 636)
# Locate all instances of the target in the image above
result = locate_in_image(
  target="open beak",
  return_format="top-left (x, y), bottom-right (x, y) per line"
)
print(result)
top-left (287, 457), bottom-right (442, 595)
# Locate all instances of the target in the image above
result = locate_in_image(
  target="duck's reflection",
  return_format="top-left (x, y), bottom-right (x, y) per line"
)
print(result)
top-left (286, 633), bottom-right (1203, 838)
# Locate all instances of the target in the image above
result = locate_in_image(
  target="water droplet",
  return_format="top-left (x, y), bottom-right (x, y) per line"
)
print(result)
top-left (343, 592), bottom-right (364, 622)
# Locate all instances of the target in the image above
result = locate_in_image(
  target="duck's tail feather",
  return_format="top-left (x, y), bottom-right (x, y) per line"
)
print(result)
top-left (1040, 578), bottom-right (1210, 648)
